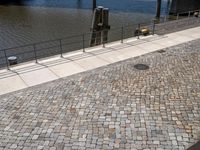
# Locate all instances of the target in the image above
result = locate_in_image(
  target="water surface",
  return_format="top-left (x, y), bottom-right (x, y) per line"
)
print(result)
top-left (0, 0), bottom-right (170, 49)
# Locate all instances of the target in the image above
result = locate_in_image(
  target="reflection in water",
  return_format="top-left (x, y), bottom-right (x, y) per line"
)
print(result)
top-left (0, 0), bottom-right (169, 14)
top-left (77, 0), bottom-right (83, 9)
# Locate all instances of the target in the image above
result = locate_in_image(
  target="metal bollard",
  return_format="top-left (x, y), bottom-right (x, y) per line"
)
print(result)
top-left (8, 56), bottom-right (17, 66)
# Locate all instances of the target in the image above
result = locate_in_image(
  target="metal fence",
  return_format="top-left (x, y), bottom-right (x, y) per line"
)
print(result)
top-left (0, 9), bottom-right (200, 70)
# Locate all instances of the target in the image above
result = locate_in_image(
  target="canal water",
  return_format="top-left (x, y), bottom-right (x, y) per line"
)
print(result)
top-left (0, 0), bottom-right (170, 49)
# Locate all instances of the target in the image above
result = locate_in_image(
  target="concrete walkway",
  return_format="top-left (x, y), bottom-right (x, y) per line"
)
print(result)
top-left (0, 26), bottom-right (200, 95)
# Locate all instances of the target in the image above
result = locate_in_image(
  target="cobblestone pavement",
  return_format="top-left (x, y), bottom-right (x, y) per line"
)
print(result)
top-left (0, 39), bottom-right (200, 150)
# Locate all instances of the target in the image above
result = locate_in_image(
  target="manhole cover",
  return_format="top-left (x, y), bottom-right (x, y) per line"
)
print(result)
top-left (134, 64), bottom-right (149, 70)
top-left (157, 50), bottom-right (166, 53)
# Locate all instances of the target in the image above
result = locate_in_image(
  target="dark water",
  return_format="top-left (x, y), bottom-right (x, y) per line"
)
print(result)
top-left (0, 0), bottom-right (170, 49)
top-left (0, 0), bottom-right (170, 15)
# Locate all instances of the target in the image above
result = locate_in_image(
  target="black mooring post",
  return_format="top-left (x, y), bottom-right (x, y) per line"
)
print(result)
top-left (156, 0), bottom-right (161, 18)
top-left (93, 0), bottom-right (97, 11)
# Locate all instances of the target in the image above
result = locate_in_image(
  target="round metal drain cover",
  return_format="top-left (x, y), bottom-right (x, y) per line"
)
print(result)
top-left (134, 64), bottom-right (149, 70)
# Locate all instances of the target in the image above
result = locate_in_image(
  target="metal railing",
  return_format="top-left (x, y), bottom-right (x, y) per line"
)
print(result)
top-left (0, 9), bottom-right (200, 70)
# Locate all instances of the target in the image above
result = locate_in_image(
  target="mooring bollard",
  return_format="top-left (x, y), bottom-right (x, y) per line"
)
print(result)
top-left (8, 56), bottom-right (17, 66)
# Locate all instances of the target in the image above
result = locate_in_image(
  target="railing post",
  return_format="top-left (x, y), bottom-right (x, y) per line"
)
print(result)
top-left (188, 11), bottom-right (191, 18)
top-left (82, 34), bottom-right (85, 52)
top-left (152, 20), bottom-right (156, 35)
top-left (59, 39), bottom-right (63, 57)
top-left (164, 16), bottom-right (167, 22)
top-left (33, 45), bottom-right (38, 63)
top-left (102, 30), bottom-right (105, 48)
top-left (176, 13), bottom-right (179, 20)
top-left (137, 24), bottom-right (140, 39)
top-left (3, 49), bottom-right (9, 70)
top-left (198, 10), bottom-right (200, 23)
top-left (188, 11), bottom-right (191, 25)
top-left (121, 26), bottom-right (124, 43)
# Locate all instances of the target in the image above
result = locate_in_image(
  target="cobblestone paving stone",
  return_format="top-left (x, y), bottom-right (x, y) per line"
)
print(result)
top-left (0, 39), bottom-right (200, 150)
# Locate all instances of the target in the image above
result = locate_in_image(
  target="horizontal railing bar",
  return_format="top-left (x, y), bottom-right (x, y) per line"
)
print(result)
top-left (36, 45), bottom-right (60, 52)
top-left (6, 50), bottom-right (34, 57)
top-left (61, 40), bottom-right (85, 46)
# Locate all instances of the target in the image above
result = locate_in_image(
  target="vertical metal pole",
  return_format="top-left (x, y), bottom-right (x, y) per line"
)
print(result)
top-left (164, 15), bottom-right (167, 22)
top-left (176, 13), bottom-right (179, 20)
top-left (59, 39), bottom-right (63, 57)
top-left (33, 45), bottom-right (38, 63)
top-left (121, 26), bottom-right (124, 43)
top-left (152, 20), bottom-right (156, 35)
top-left (102, 30), bottom-right (105, 48)
top-left (188, 11), bottom-right (191, 25)
top-left (3, 49), bottom-right (9, 70)
top-left (188, 11), bottom-right (191, 18)
top-left (137, 24), bottom-right (140, 39)
top-left (82, 34), bottom-right (85, 52)
top-left (199, 10), bottom-right (200, 23)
